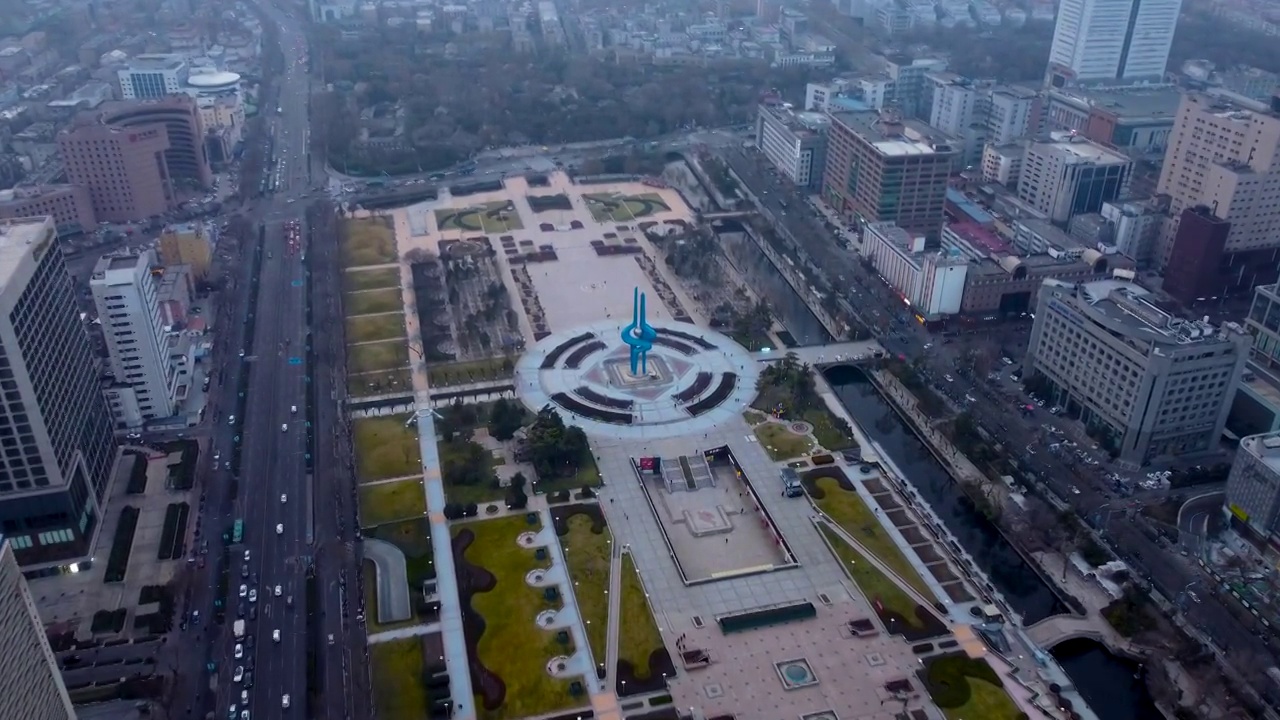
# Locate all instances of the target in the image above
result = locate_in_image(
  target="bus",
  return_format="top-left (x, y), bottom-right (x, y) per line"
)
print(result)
top-left (232, 519), bottom-right (244, 544)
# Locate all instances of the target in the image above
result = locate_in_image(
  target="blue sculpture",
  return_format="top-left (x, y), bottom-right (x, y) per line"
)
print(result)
top-left (621, 287), bottom-right (657, 375)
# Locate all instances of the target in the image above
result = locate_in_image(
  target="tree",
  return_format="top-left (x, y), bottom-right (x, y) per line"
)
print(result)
top-left (487, 399), bottom-right (524, 441)
top-left (506, 472), bottom-right (529, 509)
top-left (525, 406), bottom-right (589, 480)
top-left (441, 439), bottom-right (492, 487)
top-left (437, 400), bottom-right (477, 442)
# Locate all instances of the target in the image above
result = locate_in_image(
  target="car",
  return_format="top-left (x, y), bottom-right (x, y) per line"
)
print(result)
top-left (281, 423), bottom-right (288, 432)
top-left (282, 694), bottom-right (290, 709)
top-left (227, 705), bottom-right (237, 720)
top-left (239, 584), bottom-right (248, 598)
top-left (944, 374), bottom-right (954, 383)
top-left (327, 634), bottom-right (334, 646)
top-left (240, 565), bottom-right (249, 579)
top-left (276, 523), bottom-right (284, 535)
top-left (244, 550), bottom-right (251, 562)
top-left (273, 629), bottom-right (281, 642)
top-left (233, 666), bottom-right (244, 683)
top-left (249, 589), bottom-right (258, 603)
top-left (274, 584), bottom-right (282, 597)
top-left (249, 605), bottom-right (257, 621)
top-left (241, 711), bottom-right (250, 720)
top-left (228, 415), bottom-right (236, 425)
top-left (290, 405), bottom-right (297, 413)
top-left (241, 689), bottom-right (249, 704)
top-left (234, 643), bottom-right (244, 659)
top-left (281, 494), bottom-right (287, 503)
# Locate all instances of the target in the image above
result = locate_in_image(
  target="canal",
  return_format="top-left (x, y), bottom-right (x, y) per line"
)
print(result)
top-left (720, 223), bottom-right (1161, 716)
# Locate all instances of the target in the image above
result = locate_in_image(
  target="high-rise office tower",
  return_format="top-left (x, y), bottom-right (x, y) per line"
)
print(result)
top-left (91, 251), bottom-right (179, 427)
top-left (0, 536), bottom-right (76, 719)
top-left (0, 217), bottom-right (119, 568)
top-left (1045, 0), bottom-right (1182, 87)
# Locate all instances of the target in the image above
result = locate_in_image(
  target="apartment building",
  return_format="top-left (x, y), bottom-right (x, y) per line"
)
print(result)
top-left (1017, 133), bottom-right (1133, 224)
top-left (822, 109), bottom-right (956, 242)
top-left (0, 185), bottom-right (95, 236)
top-left (116, 53), bottom-right (188, 100)
top-left (1025, 278), bottom-right (1248, 467)
top-left (987, 85), bottom-right (1039, 145)
top-left (927, 73), bottom-right (990, 167)
top-left (755, 102), bottom-right (830, 189)
top-left (1046, 0), bottom-right (1183, 86)
top-left (1155, 92), bottom-right (1280, 290)
top-left (0, 217), bottom-right (119, 568)
top-left (0, 538), bottom-right (75, 720)
top-left (91, 252), bottom-right (179, 428)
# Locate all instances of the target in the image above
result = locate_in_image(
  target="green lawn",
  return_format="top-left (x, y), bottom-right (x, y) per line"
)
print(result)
top-left (811, 477), bottom-right (933, 599)
top-left (348, 340), bottom-right (410, 375)
top-left (347, 313), bottom-right (407, 344)
top-left (370, 637), bottom-right (427, 720)
top-left (345, 288), bottom-right (403, 316)
top-left (559, 513), bottom-right (612, 670)
top-left (459, 516), bottom-right (581, 719)
top-left (359, 478), bottom-right (427, 528)
top-left (617, 553), bottom-right (665, 680)
top-left (348, 368), bottom-right (414, 398)
top-left (427, 357), bottom-right (516, 388)
top-left (345, 267), bottom-right (402, 292)
top-left (341, 217), bottom-right (399, 267)
top-left (805, 408), bottom-right (855, 451)
top-left (818, 524), bottom-right (936, 635)
top-left (362, 559), bottom-right (417, 633)
top-left (743, 409), bottom-right (767, 426)
top-left (924, 655), bottom-right (1022, 720)
top-left (754, 422), bottom-right (816, 461)
top-left (371, 519), bottom-right (436, 587)
top-left (529, 454), bottom-right (601, 496)
top-left (353, 414), bottom-right (423, 483)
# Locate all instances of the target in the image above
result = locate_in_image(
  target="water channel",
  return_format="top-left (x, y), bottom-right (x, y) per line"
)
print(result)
top-left (716, 224), bottom-right (1161, 716)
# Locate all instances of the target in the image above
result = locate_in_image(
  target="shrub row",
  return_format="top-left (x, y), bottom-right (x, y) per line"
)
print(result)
top-left (104, 507), bottom-right (140, 583)
top-left (442, 502), bottom-right (478, 520)
top-left (157, 503), bottom-right (190, 560)
top-left (123, 451), bottom-right (149, 494)
top-left (90, 608), bottom-right (127, 634)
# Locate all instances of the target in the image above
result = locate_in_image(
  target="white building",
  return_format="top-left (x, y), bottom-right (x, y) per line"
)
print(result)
top-left (1017, 133), bottom-right (1133, 224)
top-left (0, 538), bottom-right (75, 719)
top-left (928, 72), bottom-right (988, 165)
top-left (117, 54), bottom-right (188, 100)
top-left (987, 85), bottom-right (1038, 144)
top-left (1225, 433), bottom-right (1280, 542)
top-left (755, 102), bottom-right (830, 188)
top-left (863, 222), bottom-right (968, 317)
top-left (1100, 196), bottom-right (1165, 266)
top-left (982, 142), bottom-right (1025, 186)
top-left (91, 251), bottom-right (179, 427)
top-left (1046, 0), bottom-right (1183, 85)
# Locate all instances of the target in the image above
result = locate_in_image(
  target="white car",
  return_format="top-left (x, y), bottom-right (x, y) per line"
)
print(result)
top-left (249, 589), bottom-right (258, 603)
top-left (238, 584), bottom-right (248, 598)
top-left (273, 629), bottom-right (281, 643)
top-left (274, 584), bottom-right (282, 597)
top-left (276, 523), bottom-right (284, 535)
top-left (281, 494), bottom-right (287, 503)
top-left (228, 415), bottom-right (236, 425)
top-left (241, 689), bottom-right (249, 704)
top-left (234, 643), bottom-right (244, 659)
top-left (280, 423), bottom-right (288, 432)
top-left (282, 695), bottom-right (290, 709)
top-left (233, 666), bottom-right (244, 683)
top-left (290, 405), bottom-right (297, 414)
top-left (244, 550), bottom-right (251, 563)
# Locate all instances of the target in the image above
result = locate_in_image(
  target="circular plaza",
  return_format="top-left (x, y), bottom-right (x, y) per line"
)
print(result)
top-left (514, 320), bottom-right (759, 440)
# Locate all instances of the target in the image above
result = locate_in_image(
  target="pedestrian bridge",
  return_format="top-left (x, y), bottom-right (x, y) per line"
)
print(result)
top-left (1025, 614), bottom-right (1111, 649)
top-left (702, 209), bottom-right (758, 220)
top-left (751, 340), bottom-right (886, 366)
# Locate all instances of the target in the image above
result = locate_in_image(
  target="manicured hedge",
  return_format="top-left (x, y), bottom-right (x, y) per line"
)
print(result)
top-left (157, 503), bottom-right (190, 560)
top-left (104, 507), bottom-right (140, 583)
top-left (124, 451), bottom-right (149, 494)
top-left (91, 608), bottom-right (127, 633)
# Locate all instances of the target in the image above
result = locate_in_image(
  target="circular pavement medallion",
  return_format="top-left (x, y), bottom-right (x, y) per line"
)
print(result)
top-left (515, 320), bottom-right (759, 440)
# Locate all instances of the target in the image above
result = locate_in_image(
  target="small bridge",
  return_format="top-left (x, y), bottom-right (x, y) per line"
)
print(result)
top-left (702, 209), bottom-right (758, 220)
top-left (1025, 613), bottom-right (1136, 654)
top-left (751, 340), bottom-right (887, 366)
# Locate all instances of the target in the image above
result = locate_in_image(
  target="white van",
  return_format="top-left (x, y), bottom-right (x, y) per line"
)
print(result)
top-left (290, 405), bottom-right (297, 414)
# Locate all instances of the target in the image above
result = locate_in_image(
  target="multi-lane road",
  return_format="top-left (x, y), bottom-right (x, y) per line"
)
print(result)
top-left (721, 144), bottom-right (1280, 685)
top-left (165, 1), bottom-right (371, 718)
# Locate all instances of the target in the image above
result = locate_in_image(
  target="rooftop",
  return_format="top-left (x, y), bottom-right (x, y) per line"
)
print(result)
top-left (945, 221), bottom-right (1009, 255)
top-left (1049, 85), bottom-right (1182, 122)
top-left (1241, 431), bottom-right (1280, 473)
top-left (1051, 278), bottom-right (1238, 347)
top-left (760, 101), bottom-right (830, 137)
top-left (0, 217), bottom-right (54, 293)
top-left (831, 110), bottom-right (956, 157)
top-left (1032, 133), bottom-right (1131, 164)
top-left (125, 53), bottom-right (186, 71)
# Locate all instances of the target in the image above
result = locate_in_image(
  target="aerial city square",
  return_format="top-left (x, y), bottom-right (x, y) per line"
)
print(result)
top-left (1, 0), bottom-right (1280, 719)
